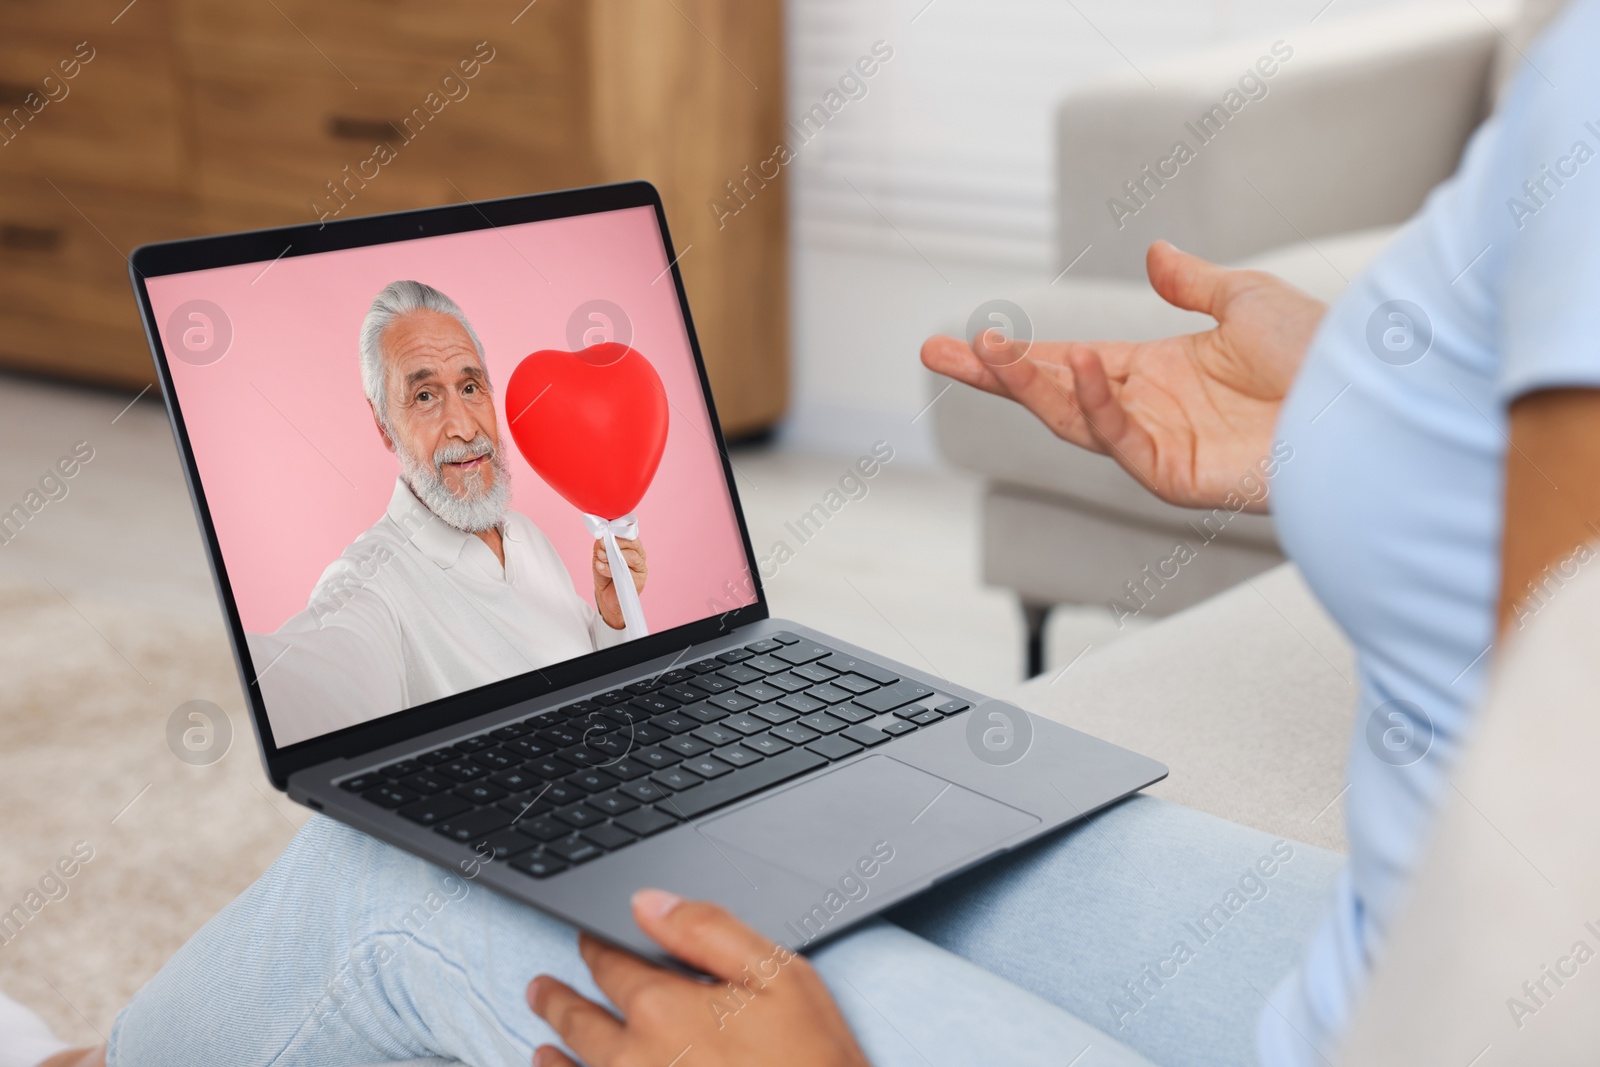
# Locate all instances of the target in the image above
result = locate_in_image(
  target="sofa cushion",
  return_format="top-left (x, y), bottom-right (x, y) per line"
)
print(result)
top-left (1003, 562), bottom-right (1356, 852)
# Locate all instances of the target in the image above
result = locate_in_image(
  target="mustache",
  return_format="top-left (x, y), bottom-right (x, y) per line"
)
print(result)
top-left (433, 434), bottom-right (495, 469)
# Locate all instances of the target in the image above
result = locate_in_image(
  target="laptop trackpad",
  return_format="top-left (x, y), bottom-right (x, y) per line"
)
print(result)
top-left (702, 755), bottom-right (1039, 895)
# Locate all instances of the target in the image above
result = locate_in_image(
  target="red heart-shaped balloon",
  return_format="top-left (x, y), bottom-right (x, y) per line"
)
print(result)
top-left (503, 342), bottom-right (669, 519)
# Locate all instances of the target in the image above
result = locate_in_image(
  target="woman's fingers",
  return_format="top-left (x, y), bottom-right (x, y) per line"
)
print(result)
top-left (631, 889), bottom-right (786, 984)
top-left (579, 932), bottom-right (678, 1017)
top-left (1067, 348), bottom-right (1161, 493)
top-left (1145, 240), bottom-right (1234, 318)
top-left (528, 975), bottom-right (626, 1066)
top-left (531, 1046), bottom-right (580, 1067)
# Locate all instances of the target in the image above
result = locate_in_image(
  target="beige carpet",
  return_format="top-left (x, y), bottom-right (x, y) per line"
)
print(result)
top-left (0, 584), bottom-right (310, 1047)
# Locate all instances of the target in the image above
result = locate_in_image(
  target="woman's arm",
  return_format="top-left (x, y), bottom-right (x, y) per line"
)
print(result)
top-left (1499, 388), bottom-right (1600, 636)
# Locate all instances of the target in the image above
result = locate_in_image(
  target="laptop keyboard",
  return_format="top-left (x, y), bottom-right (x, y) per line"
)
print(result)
top-left (336, 632), bottom-right (971, 879)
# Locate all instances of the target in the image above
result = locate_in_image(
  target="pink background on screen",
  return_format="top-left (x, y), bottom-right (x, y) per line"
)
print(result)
top-left (146, 206), bottom-right (756, 636)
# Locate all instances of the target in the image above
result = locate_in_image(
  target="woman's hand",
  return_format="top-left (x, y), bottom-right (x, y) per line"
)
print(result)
top-left (921, 240), bottom-right (1326, 511)
top-left (528, 890), bottom-right (870, 1067)
top-left (593, 537), bottom-right (647, 630)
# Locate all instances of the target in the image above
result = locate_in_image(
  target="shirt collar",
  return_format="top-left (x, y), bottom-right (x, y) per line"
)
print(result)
top-left (385, 477), bottom-right (514, 571)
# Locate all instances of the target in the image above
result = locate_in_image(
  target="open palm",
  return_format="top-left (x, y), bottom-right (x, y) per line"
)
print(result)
top-left (922, 241), bottom-right (1327, 510)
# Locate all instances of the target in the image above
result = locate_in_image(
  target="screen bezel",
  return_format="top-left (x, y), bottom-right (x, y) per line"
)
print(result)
top-left (129, 181), bottom-right (769, 788)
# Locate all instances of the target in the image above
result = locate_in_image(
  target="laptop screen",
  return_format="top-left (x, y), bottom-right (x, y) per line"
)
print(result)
top-left (144, 203), bottom-right (758, 749)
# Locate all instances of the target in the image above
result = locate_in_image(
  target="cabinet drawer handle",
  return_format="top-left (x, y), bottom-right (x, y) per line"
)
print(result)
top-left (0, 224), bottom-right (63, 252)
top-left (327, 116), bottom-right (399, 141)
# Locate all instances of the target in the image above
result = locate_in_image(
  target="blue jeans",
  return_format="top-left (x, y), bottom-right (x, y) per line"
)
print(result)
top-left (107, 796), bottom-right (1342, 1067)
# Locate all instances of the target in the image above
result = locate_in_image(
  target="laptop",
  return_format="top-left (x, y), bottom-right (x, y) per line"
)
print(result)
top-left (129, 181), bottom-right (1166, 966)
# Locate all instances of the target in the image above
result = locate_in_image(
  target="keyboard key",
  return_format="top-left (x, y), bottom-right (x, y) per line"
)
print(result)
top-left (688, 675), bottom-right (736, 695)
top-left (736, 682), bottom-right (786, 703)
top-left (595, 688), bottom-right (630, 705)
top-left (881, 719), bottom-right (918, 737)
top-left (680, 702), bottom-right (729, 724)
top-left (599, 757), bottom-right (651, 781)
top-left (687, 658), bottom-right (725, 674)
top-left (744, 638), bottom-right (782, 654)
top-left (615, 806), bottom-right (680, 837)
top-left (854, 681), bottom-right (936, 714)
top-left (936, 700), bottom-right (973, 716)
top-left (662, 749), bottom-right (828, 820)
top-left (379, 760), bottom-right (422, 779)
top-left (479, 828), bottom-right (539, 861)
top-left (773, 642), bottom-right (830, 665)
top-left (561, 745), bottom-right (612, 767)
top-left (470, 748), bottom-right (517, 771)
top-left (665, 735), bottom-right (713, 758)
top-left (625, 679), bottom-right (664, 695)
top-left (340, 773), bottom-right (385, 793)
top-left (401, 772), bottom-right (450, 795)
top-left (779, 693), bottom-right (827, 715)
top-left (633, 746), bottom-right (680, 770)
top-left (797, 712), bottom-right (848, 734)
top-left (453, 782), bottom-right (506, 805)
top-left (581, 822), bottom-right (638, 851)
top-left (771, 722), bottom-right (820, 745)
top-left (650, 767), bottom-right (703, 792)
top-left (910, 709), bottom-right (943, 725)
top-left (586, 791), bottom-right (640, 816)
top-left (714, 744), bottom-right (764, 768)
top-left (649, 711), bottom-right (698, 734)
top-left (496, 794), bottom-right (553, 820)
top-left (659, 669), bottom-right (695, 685)
top-left (454, 737), bottom-right (494, 753)
top-left (750, 704), bottom-right (799, 725)
top-left (717, 648), bottom-right (754, 663)
top-left (362, 784), bottom-right (417, 809)
top-left (745, 655), bottom-right (789, 675)
top-left (513, 815), bottom-right (569, 842)
top-left (819, 654), bottom-right (899, 685)
top-left (769, 631), bottom-right (801, 644)
top-left (526, 756), bottom-right (576, 780)
top-left (828, 704), bottom-right (875, 725)
top-left (692, 723), bottom-right (742, 747)
top-left (683, 756), bottom-right (735, 779)
top-left (619, 778), bottom-right (672, 803)
top-left (488, 722), bottom-right (533, 742)
top-left (567, 770), bottom-right (619, 794)
top-left (628, 723), bottom-right (672, 746)
top-left (708, 692), bottom-right (759, 713)
top-left (743, 733), bottom-right (793, 756)
top-left (580, 734), bottom-right (630, 759)
top-left (564, 699), bottom-right (602, 715)
top-left (805, 683), bottom-right (852, 704)
top-left (420, 747), bottom-right (457, 765)
top-left (830, 674), bottom-right (880, 695)
top-left (538, 724), bottom-right (584, 748)
top-left (510, 851), bottom-right (568, 878)
top-left (554, 803), bottom-right (604, 829)
top-left (842, 724), bottom-right (892, 748)
top-left (545, 836), bottom-right (603, 864)
top-left (490, 768), bottom-right (540, 792)
top-left (399, 795), bottom-right (472, 826)
top-left (660, 685), bottom-right (702, 705)
top-left (809, 735), bottom-right (864, 761)
top-left (629, 693), bottom-right (678, 715)
top-left (438, 760), bottom-right (487, 783)
top-left (721, 714), bottom-right (768, 735)
top-left (507, 737), bottom-right (553, 759)
top-left (763, 672), bottom-right (811, 693)
top-left (791, 663), bottom-right (839, 684)
top-left (435, 807), bottom-right (513, 843)
top-left (720, 664), bottom-right (765, 684)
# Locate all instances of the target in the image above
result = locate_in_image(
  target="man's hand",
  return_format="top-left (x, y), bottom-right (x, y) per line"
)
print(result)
top-left (921, 240), bottom-right (1326, 511)
top-left (528, 890), bottom-right (870, 1067)
top-left (593, 537), bottom-right (647, 630)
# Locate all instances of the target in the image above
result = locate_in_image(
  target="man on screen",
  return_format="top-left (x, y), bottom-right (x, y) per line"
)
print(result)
top-left (248, 280), bottom-right (648, 747)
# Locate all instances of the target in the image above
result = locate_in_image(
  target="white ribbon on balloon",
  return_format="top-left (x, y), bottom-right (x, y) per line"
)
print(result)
top-left (583, 512), bottom-right (649, 639)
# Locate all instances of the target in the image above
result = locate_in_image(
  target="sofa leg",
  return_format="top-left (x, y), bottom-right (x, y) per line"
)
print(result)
top-left (1022, 601), bottom-right (1050, 679)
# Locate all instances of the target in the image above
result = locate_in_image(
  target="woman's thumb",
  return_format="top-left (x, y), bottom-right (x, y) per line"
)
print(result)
top-left (1146, 240), bottom-right (1230, 317)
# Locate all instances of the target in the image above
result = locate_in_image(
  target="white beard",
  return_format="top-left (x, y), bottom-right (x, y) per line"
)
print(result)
top-left (397, 432), bottom-right (511, 534)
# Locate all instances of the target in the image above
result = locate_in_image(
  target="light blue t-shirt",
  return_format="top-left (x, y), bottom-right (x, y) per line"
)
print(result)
top-left (1263, 3), bottom-right (1600, 1060)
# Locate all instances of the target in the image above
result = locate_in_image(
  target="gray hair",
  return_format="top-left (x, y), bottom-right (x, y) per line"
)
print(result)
top-left (359, 280), bottom-right (489, 428)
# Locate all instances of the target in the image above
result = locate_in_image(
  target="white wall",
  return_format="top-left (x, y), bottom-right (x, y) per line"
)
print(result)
top-left (781, 0), bottom-right (1422, 462)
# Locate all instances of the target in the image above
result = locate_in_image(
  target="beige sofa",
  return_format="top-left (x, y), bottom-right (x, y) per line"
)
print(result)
top-left (931, 0), bottom-right (1548, 675)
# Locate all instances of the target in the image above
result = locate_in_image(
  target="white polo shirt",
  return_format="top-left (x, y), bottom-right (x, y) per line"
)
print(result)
top-left (248, 478), bottom-right (626, 747)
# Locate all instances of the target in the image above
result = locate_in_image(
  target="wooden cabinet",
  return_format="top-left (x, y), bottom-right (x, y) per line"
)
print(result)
top-left (0, 0), bottom-right (786, 435)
